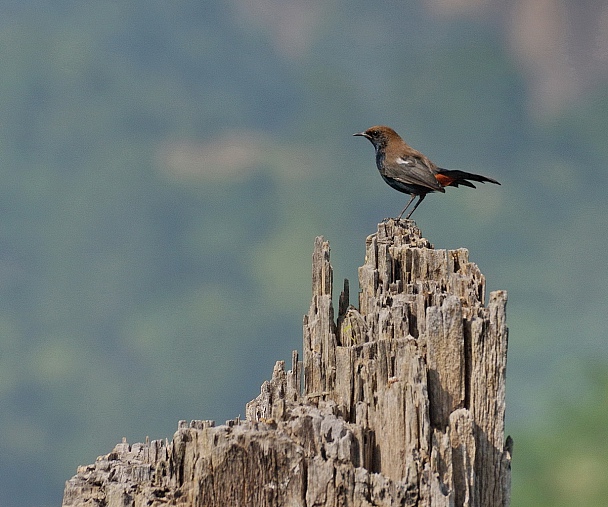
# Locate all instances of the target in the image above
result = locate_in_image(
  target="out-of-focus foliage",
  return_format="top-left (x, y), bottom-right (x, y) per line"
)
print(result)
top-left (0, 1), bottom-right (607, 506)
top-left (512, 365), bottom-right (608, 507)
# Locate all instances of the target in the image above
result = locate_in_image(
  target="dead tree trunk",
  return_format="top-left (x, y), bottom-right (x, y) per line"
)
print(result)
top-left (62, 220), bottom-right (511, 507)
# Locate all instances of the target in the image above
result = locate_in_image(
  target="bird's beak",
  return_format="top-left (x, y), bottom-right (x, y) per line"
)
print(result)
top-left (353, 131), bottom-right (369, 139)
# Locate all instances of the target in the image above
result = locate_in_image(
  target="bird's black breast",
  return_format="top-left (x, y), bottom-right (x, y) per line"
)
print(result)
top-left (375, 149), bottom-right (385, 170)
top-left (381, 173), bottom-right (429, 196)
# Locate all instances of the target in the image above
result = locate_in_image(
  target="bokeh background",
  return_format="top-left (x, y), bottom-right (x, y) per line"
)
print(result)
top-left (2, 1), bottom-right (607, 505)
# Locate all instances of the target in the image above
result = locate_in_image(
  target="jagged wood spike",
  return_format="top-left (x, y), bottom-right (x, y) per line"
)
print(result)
top-left (63, 219), bottom-right (510, 507)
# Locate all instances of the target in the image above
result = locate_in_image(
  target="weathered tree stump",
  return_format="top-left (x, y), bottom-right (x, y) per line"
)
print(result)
top-left (62, 220), bottom-right (511, 507)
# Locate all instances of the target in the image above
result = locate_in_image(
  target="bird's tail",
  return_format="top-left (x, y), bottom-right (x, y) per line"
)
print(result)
top-left (435, 169), bottom-right (501, 188)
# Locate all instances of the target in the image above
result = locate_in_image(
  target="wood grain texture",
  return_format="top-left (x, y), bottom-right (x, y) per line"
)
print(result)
top-left (63, 220), bottom-right (510, 507)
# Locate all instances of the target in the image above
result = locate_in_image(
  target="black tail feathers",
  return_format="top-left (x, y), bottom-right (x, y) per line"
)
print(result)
top-left (437, 168), bottom-right (501, 188)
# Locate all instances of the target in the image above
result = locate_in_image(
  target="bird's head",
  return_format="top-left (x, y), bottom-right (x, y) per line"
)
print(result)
top-left (353, 125), bottom-right (400, 150)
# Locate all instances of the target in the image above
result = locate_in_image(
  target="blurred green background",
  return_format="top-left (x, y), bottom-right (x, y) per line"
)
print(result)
top-left (1, 1), bottom-right (607, 505)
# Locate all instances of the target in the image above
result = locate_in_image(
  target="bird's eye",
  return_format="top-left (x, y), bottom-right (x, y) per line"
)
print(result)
top-left (371, 130), bottom-right (379, 136)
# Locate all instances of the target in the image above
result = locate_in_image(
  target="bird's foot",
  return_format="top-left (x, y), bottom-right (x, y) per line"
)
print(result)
top-left (394, 217), bottom-right (415, 226)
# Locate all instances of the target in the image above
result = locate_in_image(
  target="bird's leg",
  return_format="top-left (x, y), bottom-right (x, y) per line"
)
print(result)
top-left (395, 195), bottom-right (416, 220)
top-left (404, 194), bottom-right (426, 220)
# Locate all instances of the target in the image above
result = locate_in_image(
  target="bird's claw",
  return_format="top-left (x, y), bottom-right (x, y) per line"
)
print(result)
top-left (381, 217), bottom-right (405, 225)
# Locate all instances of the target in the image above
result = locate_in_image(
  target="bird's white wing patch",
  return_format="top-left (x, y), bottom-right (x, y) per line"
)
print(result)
top-left (396, 156), bottom-right (415, 166)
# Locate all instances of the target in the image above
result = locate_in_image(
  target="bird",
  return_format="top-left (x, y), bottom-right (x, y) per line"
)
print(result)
top-left (353, 125), bottom-right (500, 220)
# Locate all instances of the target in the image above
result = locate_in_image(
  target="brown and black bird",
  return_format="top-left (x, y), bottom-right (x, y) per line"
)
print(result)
top-left (354, 125), bottom-right (500, 220)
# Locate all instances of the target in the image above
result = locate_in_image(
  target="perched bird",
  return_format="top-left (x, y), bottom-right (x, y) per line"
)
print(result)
top-left (354, 125), bottom-right (500, 220)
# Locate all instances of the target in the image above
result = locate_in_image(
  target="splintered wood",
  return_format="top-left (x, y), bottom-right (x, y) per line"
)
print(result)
top-left (63, 220), bottom-right (510, 507)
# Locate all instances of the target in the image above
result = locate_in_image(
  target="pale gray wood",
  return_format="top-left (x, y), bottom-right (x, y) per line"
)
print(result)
top-left (62, 219), bottom-right (510, 507)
